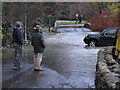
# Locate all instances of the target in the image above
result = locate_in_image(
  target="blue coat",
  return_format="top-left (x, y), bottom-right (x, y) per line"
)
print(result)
top-left (13, 28), bottom-right (23, 45)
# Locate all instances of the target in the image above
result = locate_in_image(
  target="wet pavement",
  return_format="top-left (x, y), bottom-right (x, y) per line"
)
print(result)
top-left (2, 28), bottom-right (100, 88)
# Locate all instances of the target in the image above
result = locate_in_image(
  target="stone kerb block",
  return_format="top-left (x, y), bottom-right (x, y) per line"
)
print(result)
top-left (105, 76), bottom-right (119, 88)
top-left (97, 48), bottom-right (106, 62)
top-left (105, 46), bottom-right (115, 54)
top-left (95, 46), bottom-right (120, 89)
top-left (105, 54), bottom-right (117, 65)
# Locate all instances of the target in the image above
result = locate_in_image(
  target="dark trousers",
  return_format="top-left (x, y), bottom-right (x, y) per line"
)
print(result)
top-left (14, 43), bottom-right (23, 68)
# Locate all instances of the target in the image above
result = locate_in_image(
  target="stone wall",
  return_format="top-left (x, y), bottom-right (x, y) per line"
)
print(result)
top-left (95, 46), bottom-right (120, 89)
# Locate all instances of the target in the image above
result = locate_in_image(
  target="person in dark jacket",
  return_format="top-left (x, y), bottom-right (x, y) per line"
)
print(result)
top-left (31, 25), bottom-right (45, 71)
top-left (13, 21), bottom-right (23, 70)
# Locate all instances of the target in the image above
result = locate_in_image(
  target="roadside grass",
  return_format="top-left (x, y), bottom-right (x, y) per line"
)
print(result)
top-left (2, 44), bottom-right (33, 63)
top-left (60, 22), bottom-right (76, 24)
top-left (59, 21), bottom-right (87, 25)
top-left (2, 47), bottom-right (14, 62)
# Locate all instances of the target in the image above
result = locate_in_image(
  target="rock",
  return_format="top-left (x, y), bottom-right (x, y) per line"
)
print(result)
top-left (105, 54), bottom-right (113, 61)
top-left (107, 62), bottom-right (117, 66)
top-left (95, 46), bottom-right (119, 89)
top-left (110, 68), bottom-right (119, 73)
top-left (108, 64), bottom-right (119, 69)
top-left (101, 69), bottom-right (111, 76)
top-left (103, 73), bottom-right (114, 79)
top-left (98, 62), bottom-right (107, 70)
top-left (116, 82), bottom-right (120, 89)
top-left (105, 46), bottom-right (115, 54)
top-left (106, 77), bottom-right (119, 88)
top-left (98, 49), bottom-right (106, 62)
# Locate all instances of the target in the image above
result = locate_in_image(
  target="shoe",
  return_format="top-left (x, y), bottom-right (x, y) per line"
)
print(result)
top-left (34, 68), bottom-right (43, 71)
top-left (13, 67), bottom-right (20, 70)
top-left (13, 66), bottom-right (22, 70)
top-left (40, 68), bottom-right (43, 71)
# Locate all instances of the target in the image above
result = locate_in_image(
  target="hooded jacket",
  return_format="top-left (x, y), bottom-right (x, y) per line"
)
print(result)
top-left (13, 27), bottom-right (23, 45)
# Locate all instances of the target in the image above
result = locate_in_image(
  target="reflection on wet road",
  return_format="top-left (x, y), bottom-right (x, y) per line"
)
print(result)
top-left (2, 28), bottom-right (100, 88)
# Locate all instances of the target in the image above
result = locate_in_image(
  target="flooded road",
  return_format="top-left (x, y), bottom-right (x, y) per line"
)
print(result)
top-left (2, 28), bottom-right (100, 88)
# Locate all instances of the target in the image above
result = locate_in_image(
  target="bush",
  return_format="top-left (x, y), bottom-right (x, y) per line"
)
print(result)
top-left (2, 22), bottom-right (13, 47)
top-left (89, 13), bottom-right (119, 32)
top-left (58, 15), bottom-right (70, 20)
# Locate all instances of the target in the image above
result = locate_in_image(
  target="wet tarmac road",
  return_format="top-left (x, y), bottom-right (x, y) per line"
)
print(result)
top-left (2, 28), bottom-right (100, 88)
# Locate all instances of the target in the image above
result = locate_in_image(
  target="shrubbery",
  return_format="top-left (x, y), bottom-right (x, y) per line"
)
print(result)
top-left (58, 15), bottom-right (70, 20)
top-left (2, 22), bottom-right (13, 47)
top-left (89, 12), bottom-right (119, 32)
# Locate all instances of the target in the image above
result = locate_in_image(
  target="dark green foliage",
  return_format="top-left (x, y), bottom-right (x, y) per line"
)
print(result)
top-left (2, 21), bottom-right (12, 47)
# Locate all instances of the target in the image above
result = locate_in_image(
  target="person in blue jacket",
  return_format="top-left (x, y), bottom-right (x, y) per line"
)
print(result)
top-left (12, 21), bottom-right (23, 70)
